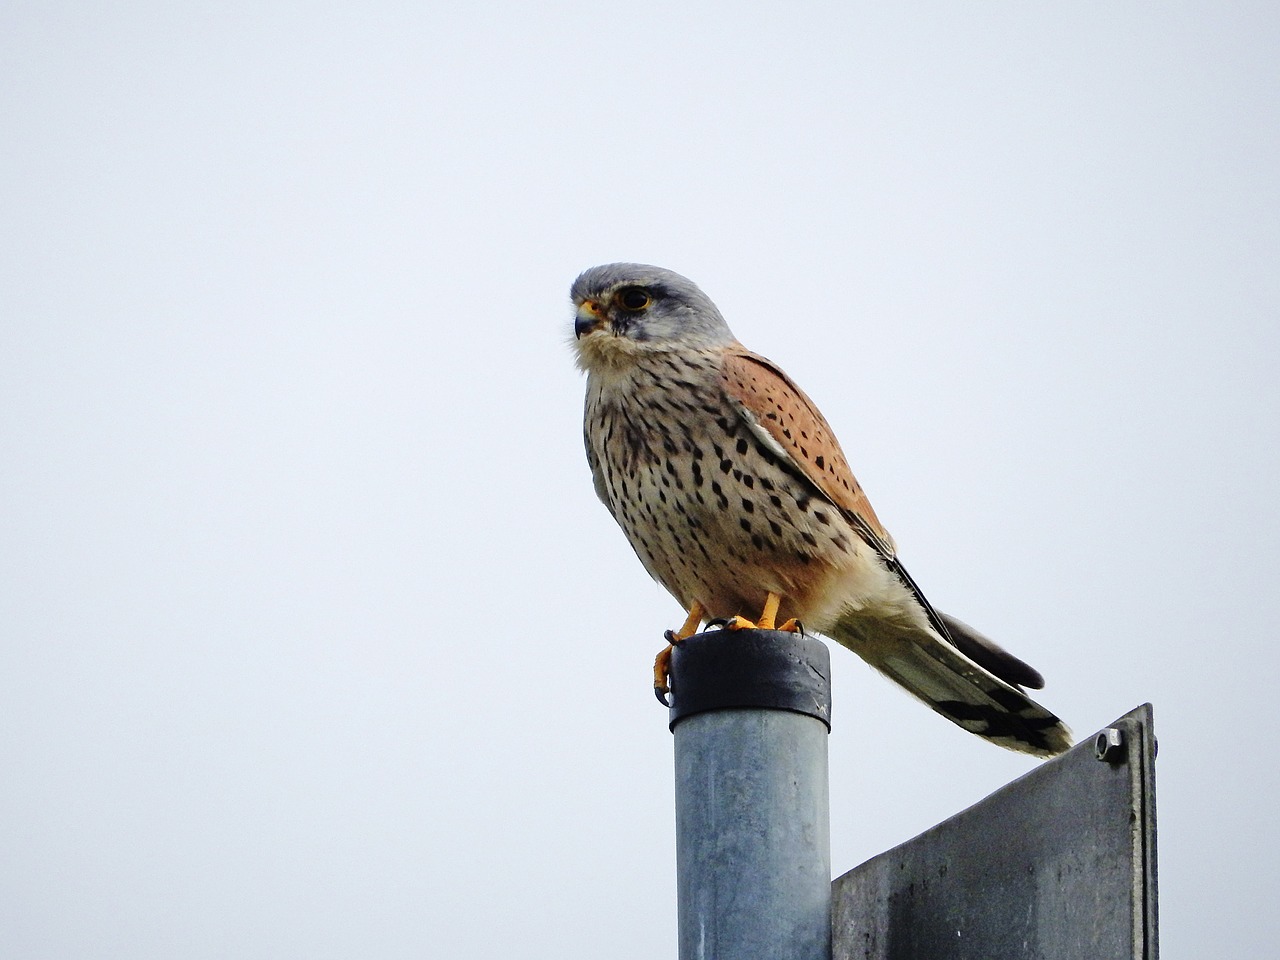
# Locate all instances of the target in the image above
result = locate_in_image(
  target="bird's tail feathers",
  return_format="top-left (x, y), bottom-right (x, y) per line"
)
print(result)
top-left (829, 610), bottom-right (1073, 758)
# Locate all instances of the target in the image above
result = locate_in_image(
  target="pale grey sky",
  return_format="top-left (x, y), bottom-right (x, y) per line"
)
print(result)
top-left (2, 2), bottom-right (1277, 957)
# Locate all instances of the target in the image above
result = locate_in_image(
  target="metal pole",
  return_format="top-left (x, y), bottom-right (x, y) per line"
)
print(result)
top-left (669, 629), bottom-right (833, 960)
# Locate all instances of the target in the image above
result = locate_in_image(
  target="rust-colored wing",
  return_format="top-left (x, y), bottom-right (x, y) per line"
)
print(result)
top-left (721, 348), bottom-right (896, 558)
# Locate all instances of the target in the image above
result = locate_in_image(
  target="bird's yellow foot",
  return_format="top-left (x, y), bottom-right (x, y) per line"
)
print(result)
top-left (655, 602), bottom-right (705, 706)
top-left (719, 596), bottom-right (804, 634)
top-left (722, 592), bottom-right (786, 631)
top-left (653, 642), bottom-right (675, 704)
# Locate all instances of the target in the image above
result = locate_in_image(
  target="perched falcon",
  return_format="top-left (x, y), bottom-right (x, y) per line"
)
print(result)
top-left (571, 263), bottom-right (1072, 758)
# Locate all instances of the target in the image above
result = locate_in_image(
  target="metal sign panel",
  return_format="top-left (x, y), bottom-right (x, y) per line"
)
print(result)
top-left (832, 704), bottom-right (1158, 960)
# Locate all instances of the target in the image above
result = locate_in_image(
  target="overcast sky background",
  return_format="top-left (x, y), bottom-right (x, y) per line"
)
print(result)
top-left (3, 2), bottom-right (1277, 957)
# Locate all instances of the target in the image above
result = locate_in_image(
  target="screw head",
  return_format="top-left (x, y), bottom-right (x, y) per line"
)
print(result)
top-left (1095, 727), bottom-right (1126, 763)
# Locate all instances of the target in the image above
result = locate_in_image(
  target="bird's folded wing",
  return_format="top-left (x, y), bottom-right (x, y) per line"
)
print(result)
top-left (721, 349), bottom-right (1025, 678)
top-left (720, 348), bottom-right (897, 558)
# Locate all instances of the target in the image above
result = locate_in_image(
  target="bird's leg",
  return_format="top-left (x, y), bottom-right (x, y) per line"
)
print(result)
top-left (724, 592), bottom-right (803, 633)
top-left (724, 591), bottom-right (782, 630)
top-left (654, 601), bottom-right (706, 705)
top-left (758, 591), bottom-right (781, 630)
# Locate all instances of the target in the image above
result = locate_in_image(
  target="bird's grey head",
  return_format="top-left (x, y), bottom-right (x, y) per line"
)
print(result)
top-left (570, 263), bottom-right (736, 371)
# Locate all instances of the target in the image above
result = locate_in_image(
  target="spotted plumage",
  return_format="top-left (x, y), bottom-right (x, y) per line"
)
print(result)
top-left (571, 263), bottom-right (1072, 757)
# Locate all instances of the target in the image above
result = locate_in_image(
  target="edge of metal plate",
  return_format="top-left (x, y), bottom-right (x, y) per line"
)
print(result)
top-left (832, 703), bottom-right (1158, 960)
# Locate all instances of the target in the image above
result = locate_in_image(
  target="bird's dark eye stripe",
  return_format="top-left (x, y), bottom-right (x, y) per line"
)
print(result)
top-left (618, 287), bottom-right (651, 311)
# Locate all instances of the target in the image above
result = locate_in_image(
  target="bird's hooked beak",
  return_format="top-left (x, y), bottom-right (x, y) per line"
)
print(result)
top-left (574, 299), bottom-right (607, 339)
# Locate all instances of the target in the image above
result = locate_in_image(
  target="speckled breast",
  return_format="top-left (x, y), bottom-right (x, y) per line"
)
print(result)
top-left (583, 355), bottom-right (857, 621)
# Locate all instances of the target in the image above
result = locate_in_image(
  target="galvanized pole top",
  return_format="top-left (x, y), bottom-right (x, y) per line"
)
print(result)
top-left (667, 628), bottom-right (832, 732)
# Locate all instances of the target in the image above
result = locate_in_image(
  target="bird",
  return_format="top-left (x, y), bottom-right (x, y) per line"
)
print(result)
top-left (570, 263), bottom-right (1073, 758)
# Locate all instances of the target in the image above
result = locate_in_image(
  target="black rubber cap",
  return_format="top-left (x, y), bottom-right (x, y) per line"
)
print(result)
top-left (667, 629), bottom-right (832, 732)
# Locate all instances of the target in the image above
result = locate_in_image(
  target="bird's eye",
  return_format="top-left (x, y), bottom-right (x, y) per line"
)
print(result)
top-left (618, 287), bottom-right (652, 311)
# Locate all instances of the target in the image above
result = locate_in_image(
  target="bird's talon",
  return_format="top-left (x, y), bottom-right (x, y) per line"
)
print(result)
top-left (706, 617), bottom-right (730, 629)
top-left (653, 643), bottom-right (676, 706)
top-left (778, 617), bottom-right (805, 635)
